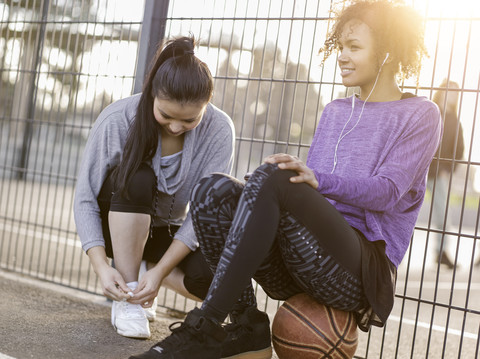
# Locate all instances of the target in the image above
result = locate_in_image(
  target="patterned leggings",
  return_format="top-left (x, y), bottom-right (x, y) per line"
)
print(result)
top-left (190, 163), bottom-right (367, 322)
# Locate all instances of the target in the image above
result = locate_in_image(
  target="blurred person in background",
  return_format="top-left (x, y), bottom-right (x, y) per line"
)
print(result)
top-left (427, 79), bottom-right (464, 269)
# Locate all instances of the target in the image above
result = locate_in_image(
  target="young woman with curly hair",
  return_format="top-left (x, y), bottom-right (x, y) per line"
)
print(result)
top-left (130, 1), bottom-right (441, 358)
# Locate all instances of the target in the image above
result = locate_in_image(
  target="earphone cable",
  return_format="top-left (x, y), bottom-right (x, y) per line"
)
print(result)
top-left (331, 57), bottom-right (387, 174)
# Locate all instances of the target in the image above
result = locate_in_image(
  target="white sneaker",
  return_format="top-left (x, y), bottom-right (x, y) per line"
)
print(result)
top-left (139, 260), bottom-right (158, 321)
top-left (111, 300), bottom-right (151, 339)
top-left (143, 296), bottom-right (158, 322)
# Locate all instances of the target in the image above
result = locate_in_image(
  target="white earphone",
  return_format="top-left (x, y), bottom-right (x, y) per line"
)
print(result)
top-left (382, 52), bottom-right (390, 66)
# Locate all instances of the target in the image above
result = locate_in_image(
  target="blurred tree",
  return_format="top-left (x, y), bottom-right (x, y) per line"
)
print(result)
top-left (210, 39), bottom-right (323, 159)
top-left (0, 0), bottom-right (141, 178)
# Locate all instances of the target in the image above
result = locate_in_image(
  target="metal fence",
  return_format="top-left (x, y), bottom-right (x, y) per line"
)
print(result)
top-left (0, 0), bottom-right (479, 358)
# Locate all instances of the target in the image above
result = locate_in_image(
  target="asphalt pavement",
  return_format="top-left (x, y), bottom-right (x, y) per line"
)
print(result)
top-left (0, 269), bottom-right (175, 359)
top-left (0, 269), bottom-right (282, 359)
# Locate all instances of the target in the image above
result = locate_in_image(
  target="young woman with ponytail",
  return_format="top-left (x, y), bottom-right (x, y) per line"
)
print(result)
top-left (73, 36), bottom-right (234, 339)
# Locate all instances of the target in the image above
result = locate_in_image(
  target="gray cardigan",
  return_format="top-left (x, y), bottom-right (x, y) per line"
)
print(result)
top-left (73, 94), bottom-right (235, 252)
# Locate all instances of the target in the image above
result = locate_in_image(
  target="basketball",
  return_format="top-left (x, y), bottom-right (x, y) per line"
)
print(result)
top-left (272, 293), bottom-right (358, 359)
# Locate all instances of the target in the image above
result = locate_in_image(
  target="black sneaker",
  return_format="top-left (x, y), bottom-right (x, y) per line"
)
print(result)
top-left (129, 308), bottom-right (227, 359)
top-left (221, 305), bottom-right (272, 359)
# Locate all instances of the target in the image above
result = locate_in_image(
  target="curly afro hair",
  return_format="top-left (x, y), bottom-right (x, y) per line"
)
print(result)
top-left (320, 0), bottom-right (428, 79)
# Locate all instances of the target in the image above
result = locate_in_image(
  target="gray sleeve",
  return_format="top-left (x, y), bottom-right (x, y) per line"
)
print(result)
top-left (173, 108), bottom-right (235, 250)
top-left (73, 110), bottom-right (127, 253)
top-left (173, 212), bottom-right (197, 251)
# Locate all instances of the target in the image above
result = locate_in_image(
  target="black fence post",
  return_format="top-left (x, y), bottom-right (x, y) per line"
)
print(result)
top-left (134, 0), bottom-right (170, 94)
top-left (16, 0), bottom-right (50, 180)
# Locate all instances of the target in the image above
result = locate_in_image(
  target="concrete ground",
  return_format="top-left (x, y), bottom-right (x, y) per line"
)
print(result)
top-left (0, 269), bottom-right (183, 359)
top-left (0, 269), bottom-right (280, 359)
top-left (2, 265), bottom-right (480, 359)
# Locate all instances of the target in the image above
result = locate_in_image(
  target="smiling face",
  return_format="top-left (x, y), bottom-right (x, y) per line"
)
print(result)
top-left (337, 19), bottom-right (380, 94)
top-left (153, 97), bottom-right (207, 137)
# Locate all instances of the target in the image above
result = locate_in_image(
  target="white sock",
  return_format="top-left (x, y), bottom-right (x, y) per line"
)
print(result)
top-left (139, 260), bottom-right (148, 279)
top-left (126, 281), bottom-right (138, 291)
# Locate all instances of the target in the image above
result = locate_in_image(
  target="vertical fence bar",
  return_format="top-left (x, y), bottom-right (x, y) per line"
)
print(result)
top-left (16, 0), bottom-right (50, 180)
top-left (134, 0), bottom-right (170, 94)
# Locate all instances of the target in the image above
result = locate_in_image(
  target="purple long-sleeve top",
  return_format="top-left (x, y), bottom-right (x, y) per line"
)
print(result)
top-left (306, 95), bottom-right (442, 267)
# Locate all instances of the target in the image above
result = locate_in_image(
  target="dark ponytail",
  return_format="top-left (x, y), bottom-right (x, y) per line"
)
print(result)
top-left (112, 36), bottom-right (213, 196)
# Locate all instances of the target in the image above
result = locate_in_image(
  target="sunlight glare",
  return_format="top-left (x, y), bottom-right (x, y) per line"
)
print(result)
top-left (409, 0), bottom-right (480, 19)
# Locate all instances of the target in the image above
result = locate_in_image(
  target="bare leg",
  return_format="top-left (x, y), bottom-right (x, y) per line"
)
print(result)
top-left (162, 267), bottom-right (202, 302)
top-left (108, 213), bottom-right (203, 302)
top-left (109, 211), bottom-right (150, 283)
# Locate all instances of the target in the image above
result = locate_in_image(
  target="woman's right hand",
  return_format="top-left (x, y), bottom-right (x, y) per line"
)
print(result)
top-left (97, 265), bottom-right (132, 302)
top-left (87, 246), bottom-right (131, 301)
top-left (130, 266), bottom-right (163, 308)
top-left (264, 153), bottom-right (319, 189)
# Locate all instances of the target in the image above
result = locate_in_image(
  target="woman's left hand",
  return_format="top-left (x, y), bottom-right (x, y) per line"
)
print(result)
top-left (129, 267), bottom-right (163, 308)
top-left (264, 153), bottom-right (319, 189)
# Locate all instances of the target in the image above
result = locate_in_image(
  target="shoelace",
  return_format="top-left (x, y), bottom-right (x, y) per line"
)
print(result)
top-left (122, 301), bottom-right (145, 319)
top-left (152, 321), bottom-right (205, 352)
